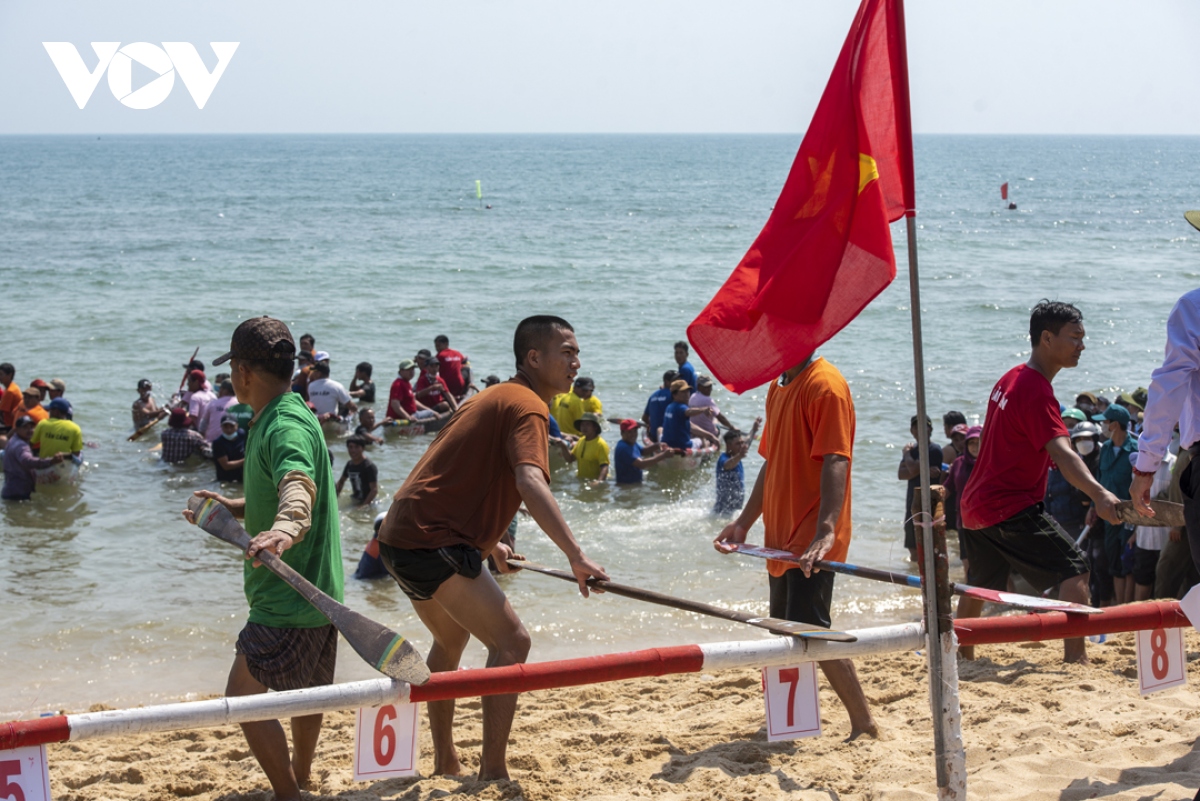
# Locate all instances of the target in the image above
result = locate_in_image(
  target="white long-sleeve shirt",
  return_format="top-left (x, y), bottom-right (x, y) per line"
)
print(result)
top-left (1137, 288), bottom-right (1200, 473)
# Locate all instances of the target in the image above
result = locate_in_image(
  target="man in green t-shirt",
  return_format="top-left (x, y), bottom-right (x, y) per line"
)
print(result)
top-left (185, 317), bottom-right (343, 801)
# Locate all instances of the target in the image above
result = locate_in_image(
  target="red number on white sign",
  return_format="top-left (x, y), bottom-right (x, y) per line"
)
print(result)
top-left (762, 663), bottom-right (821, 742)
top-left (1135, 627), bottom-right (1186, 695)
top-left (0, 746), bottom-right (50, 801)
top-left (354, 703), bottom-right (420, 781)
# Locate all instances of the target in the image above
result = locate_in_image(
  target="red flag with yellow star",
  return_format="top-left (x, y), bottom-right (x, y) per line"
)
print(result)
top-left (688, 0), bottom-right (914, 393)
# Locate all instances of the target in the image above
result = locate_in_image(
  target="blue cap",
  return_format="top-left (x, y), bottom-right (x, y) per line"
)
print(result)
top-left (48, 397), bottom-right (72, 413)
top-left (1092, 405), bottom-right (1130, 425)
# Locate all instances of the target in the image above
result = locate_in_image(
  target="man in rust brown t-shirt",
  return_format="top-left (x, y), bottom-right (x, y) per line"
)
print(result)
top-left (378, 315), bottom-right (608, 781)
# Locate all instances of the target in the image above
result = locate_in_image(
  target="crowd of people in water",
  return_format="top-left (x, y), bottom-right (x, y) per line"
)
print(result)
top-left (4, 328), bottom-right (1189, 610)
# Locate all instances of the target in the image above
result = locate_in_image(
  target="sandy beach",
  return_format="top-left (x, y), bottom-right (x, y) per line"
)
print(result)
top-left (41, 629), bottom-right (1200, 801)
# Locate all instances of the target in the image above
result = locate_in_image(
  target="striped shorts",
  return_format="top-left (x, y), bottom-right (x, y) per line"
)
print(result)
top-left (236, 622), bottom-right (337, 692)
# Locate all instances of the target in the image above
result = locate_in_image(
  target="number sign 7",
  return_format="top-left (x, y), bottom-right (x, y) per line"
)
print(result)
top-left (762, 663), bottom-right (821, 742)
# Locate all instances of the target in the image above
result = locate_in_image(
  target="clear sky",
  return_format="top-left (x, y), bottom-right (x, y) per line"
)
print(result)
top-left (3, 0), bottom-right (1198, 135)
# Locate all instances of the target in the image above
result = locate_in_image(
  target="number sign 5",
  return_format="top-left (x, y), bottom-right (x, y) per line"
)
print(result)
top-left (0, 746), bottom-right (51, 801)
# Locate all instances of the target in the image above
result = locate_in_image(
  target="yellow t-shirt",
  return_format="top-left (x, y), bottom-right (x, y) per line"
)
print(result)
top-left (32, 418), bottom-right (83, 458)
top-left (552, 392), bottom-right (603, 436)
top-left (571, 436), bottom-right (610, 480)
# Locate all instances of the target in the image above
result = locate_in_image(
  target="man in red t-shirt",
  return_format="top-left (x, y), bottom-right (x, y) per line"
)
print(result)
top-left (958, 301), bottom-right (1120, 664)
top-left (434, 335), bottom-right (469, 400)
top-left (415, 358), bottom-right (458, 414)
top-left (388, 360), bottom-right (438, 423)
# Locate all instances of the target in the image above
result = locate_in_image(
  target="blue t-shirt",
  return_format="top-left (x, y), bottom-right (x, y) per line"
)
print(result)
top-left (643, 387), bottom-right (672, 442)
top-left (548, 413), bottom-right (563, 439)
top-left (614, 439), bottom-right (643, 484)
top-left (677, 361), bottom-right (698, 392)
top-left (714, 452), bottom-right (745, 515)
top-left (662, 401), bottom-right (693, 449)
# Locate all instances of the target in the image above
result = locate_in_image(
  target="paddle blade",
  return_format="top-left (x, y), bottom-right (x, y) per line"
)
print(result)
top-left (324, 605), bottom-right (430, 684)
top-left (956, 585), bottom-right (1101, 615)
top-left (1116, 500), bottom-right (1184, 528)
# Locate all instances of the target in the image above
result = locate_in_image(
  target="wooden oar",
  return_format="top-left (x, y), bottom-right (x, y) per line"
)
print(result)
top-left (127, 410), bottom-right (168, 442)
top-left (728, 544), bottom-right (1101, 615)
top-left (1116, 499), bottom-right (1184, 528)
top-left (187, 495), bottom-right (430, 684)
top-left (179, 346), bottom-right (199, 391)
top-left (507, 559), bottom-right (856, 642)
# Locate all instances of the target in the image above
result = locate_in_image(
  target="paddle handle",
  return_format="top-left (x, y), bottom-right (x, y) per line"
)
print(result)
top-left (189, 496), bottom-right (324, 604)
top-left (507, 559), bottom-right (853, 641)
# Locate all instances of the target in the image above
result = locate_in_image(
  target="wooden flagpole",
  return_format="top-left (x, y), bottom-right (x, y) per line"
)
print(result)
top-left (893, 0), bottom-right (967, 796)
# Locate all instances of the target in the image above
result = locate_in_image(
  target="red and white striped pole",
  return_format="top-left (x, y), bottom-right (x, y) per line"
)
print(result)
top-left (2, 601), bottom-right (1189, 752)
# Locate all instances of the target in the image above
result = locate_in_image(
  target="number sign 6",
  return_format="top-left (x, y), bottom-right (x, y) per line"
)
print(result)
top-left (354, 703), bottom-right (420, 781)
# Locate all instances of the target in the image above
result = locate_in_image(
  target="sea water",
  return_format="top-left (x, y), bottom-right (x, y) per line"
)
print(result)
top-left (1, 134), bottom-right (1197, 717)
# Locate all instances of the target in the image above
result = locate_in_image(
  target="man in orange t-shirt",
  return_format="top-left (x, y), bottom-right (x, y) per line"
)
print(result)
top-left (0, 363), bottom-right (22, 432)
top-left (715, 354), bottom-right (877, 739)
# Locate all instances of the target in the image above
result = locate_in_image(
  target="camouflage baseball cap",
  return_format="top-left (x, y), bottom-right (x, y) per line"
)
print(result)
top-left (212, 316), bottom-right (296, 365)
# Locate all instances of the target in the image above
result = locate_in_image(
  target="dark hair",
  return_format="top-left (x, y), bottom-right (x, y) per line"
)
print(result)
top-left (1029, 300), bottom-right (1083, 347)
top-left (910, 414), bottom-right (932, 428)
top-left (346, 435), bottom-right (369, 448)
top-left (312, 361), bottom-right (331, 377)
top-left (358, 408), bottom-right (373, 421)
top-left (513, 315), bottom-right (574, 369)
top-left (674, 341), bottom-right (689, 352)
top-left (241, 358), bottom-right (293, 382)
top-left (434, 335), bottom-right (449, 346)
top-left (416, 348), bottom-right (432, 359)
top-left (0, 363), bottom-right (13, 376)
top-left (219, 379), bottom-right (235, 395)
top-left (356, 361), bottom-right (373, 377)
top-left (662, 370), bottom-right (678, 384)
top-left (574, 376), bottom-right (595, 390)
top-left (299, 333), bottom-right (315, 345)
top-left (943, 410), bottom-right (966, 429)
top-left (723, 429), bottom-right (744, 443)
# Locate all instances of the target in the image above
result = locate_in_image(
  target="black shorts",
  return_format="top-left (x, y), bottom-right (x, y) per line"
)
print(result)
top-left (963, 503), bottom-right (1088, 593)
top-left (236, 622), bottom-right (337, 692)
top-left (768, 569), bottom-right (835, 629)
top-left (378, 542), bottom-right (482, 601)
top-left (1132, 545), bottom-right (1161, 587)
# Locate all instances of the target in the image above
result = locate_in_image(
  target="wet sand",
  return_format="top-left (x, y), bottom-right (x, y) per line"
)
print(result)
top-left (43, 630), bottom-right (1200, 800)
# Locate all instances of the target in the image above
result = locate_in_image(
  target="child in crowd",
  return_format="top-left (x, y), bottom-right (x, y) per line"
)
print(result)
top-left (563, 412), bottom-right (609, 482)
top-left (612, 419), bottom-right (677, 485)
top-left (943, 425), bottom-right (981, 575)
top-left (713, 416), bottom-right (761, 516)
top-left (355, 408), bottom-right (384, 445)
top-left (336, 436), bottom-right (378, 505)
top-left (354, 512), bottom-right (389, 580)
